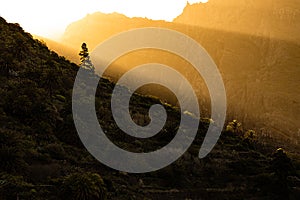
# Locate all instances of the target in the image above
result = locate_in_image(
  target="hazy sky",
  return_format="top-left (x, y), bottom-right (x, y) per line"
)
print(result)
top-left (0, 0), bottom-right (208, 40)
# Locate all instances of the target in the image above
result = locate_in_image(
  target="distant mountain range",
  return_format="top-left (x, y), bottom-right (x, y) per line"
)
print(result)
top-left (40, 0), bottom-right (300, 142)
top-left (174, 0), bottom-right (300, 44)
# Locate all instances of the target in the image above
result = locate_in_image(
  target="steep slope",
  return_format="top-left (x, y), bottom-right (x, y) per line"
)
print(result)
top-left (33, 35), bottom-right (79, 64)
top-left (1, 16), bottom-right (300, 199)
top-left (60, 12), bottom-right (300, 142)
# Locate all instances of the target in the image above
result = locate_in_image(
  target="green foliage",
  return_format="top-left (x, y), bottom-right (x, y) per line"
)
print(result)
top-left (0, 146), bottom-right (26, 173)
top-left (243, 130), bottom-right (257, 143)
top-left (0, 173), bottom-right (33, 200)
top-left (243, 130), bottom-right (258, 149)
top-left (43, 143), bottom-right (66, 160)
top-left (0, 130), bottom-right (28, 173)
top-left (61, 172), bottom-right (107, 200)
top-left (225, 119), bottom-right (243, 134)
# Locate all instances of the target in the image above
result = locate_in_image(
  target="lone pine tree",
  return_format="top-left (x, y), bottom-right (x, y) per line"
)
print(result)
top-left (79, 42), bottom-right (95, 72)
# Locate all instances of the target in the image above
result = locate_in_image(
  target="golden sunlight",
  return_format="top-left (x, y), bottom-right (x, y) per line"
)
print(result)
top-left (0, 0), bottom-right (208, 39)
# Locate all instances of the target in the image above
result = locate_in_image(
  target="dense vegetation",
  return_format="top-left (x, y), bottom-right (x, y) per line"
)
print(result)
top-left (0, 17), bottom-right (299, 200)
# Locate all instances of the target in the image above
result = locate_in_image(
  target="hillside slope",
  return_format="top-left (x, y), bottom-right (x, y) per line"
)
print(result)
top-left (33, 35), bottom-right (79, 64)
top-left (60, 11), bottom-right (300, 142)
top-left (1, 16), bottom-right (300, 199)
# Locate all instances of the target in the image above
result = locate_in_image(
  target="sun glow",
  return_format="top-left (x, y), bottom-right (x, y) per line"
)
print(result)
top-left (0, 0), bottom-right (208, 40)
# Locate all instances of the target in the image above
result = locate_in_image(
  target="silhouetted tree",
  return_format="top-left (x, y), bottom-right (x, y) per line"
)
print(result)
top-left (41, 60), bottom-right (62, 99)
top-left (79, 43), bottom-right (95, 72)
top-left (271, 148), bottom-right (296, 198)
top-left (0, 52), bottom-right (14, 77)
top-left (271, 148), bottom-right (295, 181)
top-left (79, 43), bottom-right (88, 62)
top-left (43, 69), bottom-right (59, 97)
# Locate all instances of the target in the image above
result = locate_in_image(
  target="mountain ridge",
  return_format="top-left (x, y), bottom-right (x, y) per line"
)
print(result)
top-left (59, 11), bottom-right (300, 142)
top-left (174, 0), bottom-right (300, 44)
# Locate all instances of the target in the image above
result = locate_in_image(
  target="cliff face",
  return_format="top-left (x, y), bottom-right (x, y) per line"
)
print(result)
top-left (60, 2), bottom-right (300, 142)
top-left (173, 0), bottom-right (300, 141)
top-left (174, 0), bottom-right (300, 44)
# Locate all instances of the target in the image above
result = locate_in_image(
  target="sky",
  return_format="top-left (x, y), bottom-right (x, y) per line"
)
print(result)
top-left (0, 0), bottom-right (208, 40)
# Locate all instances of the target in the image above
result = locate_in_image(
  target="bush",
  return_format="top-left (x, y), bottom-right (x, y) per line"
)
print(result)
top-left (0, 173), bottom-right (33, 200)
top-left (61, 172), bottom-right (107, 200)
top-left (43, 143), bottom-right (66, 160)
top-left (225, 119), bottom-right (243, 135)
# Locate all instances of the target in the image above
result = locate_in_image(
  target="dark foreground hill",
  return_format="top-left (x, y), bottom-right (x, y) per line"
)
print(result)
top-left (0, 17), bottom-right (300, 200)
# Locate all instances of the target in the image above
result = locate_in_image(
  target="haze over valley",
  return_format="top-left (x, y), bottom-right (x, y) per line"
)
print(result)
top-left (50, 0), bottom-right (300, 142)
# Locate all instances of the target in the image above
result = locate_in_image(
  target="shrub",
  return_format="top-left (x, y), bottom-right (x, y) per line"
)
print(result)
top-left (61, 172), bottom-right (107, 200)
top-left (0, 173), bottom-right (33, 200)
top-left (44, 143), bottom-right (66, 160)
top-left (225, 119), bottom-right (243, 135)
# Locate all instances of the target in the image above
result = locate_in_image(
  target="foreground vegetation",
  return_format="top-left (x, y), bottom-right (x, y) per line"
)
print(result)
top-left (0, 17), bottom-right (299, 199)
